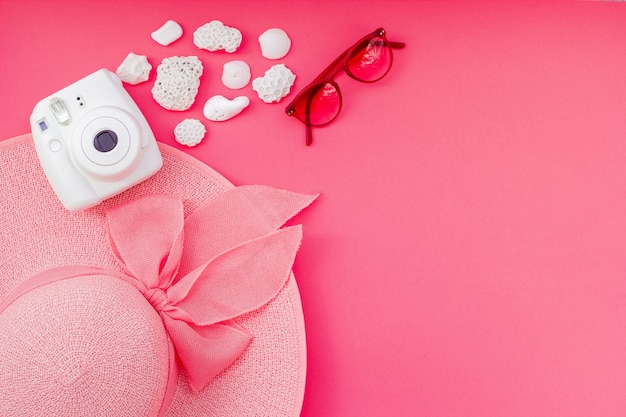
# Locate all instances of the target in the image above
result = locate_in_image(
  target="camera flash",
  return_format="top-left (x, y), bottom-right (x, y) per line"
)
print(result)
top-left (38, 120), bottom-right (48, 132)
top-left (49, 97), bottom-right (71, 126)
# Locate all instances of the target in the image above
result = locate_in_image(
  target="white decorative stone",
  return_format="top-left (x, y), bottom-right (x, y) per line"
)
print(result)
top-left (174, 119), bottom-right (206, 147)
top-left (252, 64), bottom-right (296, 103)
top-left (151, 20), bottom-right (183, 46)
top-left (193, 20), bottom-right (242, 53)
top-left (221, 60), bottom-right (251, 89)
top-left (116, 53), bottom-right (152, 85)
top-left (258, 28), bottom-right (291, 60)
top-left (203, 95), bottom-right (250, 121)
top-left (151, 56), bottom-right (203, 111)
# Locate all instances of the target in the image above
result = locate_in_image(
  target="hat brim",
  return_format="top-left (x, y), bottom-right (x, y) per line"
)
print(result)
top-left (0, 134), bottom-right (306, 417)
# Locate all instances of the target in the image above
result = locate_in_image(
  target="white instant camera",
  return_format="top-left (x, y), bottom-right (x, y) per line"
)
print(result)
top-left (30, 69), bottom-right (163, 211)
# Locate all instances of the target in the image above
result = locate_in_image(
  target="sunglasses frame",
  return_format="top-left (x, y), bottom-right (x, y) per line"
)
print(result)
top-left (285, 27), bottom-right (405, 146)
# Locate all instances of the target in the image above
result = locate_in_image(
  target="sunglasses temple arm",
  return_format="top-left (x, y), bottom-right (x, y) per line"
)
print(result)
top-left (305, 124), bottom-right (313, 146)
top-left (305, 95), bottom-right (314, 146)
top-left (389, 41), bottom-right (406, 49)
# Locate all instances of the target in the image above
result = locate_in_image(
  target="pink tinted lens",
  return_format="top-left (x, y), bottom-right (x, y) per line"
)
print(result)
top-left (347, 36), bottom-right (392, 82)
top-left (292, 82), bottom-right (341, 126)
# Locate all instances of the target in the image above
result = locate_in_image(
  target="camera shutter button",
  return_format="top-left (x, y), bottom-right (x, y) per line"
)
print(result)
top-left (49, 139), bottom-right (63, 152)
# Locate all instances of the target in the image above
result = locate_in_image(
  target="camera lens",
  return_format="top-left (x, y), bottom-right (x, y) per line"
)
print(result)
top-left (94, 130), bottom-right (118, 153)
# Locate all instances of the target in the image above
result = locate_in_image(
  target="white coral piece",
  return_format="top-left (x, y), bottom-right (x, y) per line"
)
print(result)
top-left (174, 119), bottom-right (206, 147)
top-left (116, 53), bottom-right (152, 85)
top-left (252, 64), bottom-right (296, 103)
top-left (193, 20), bottom-right (242, 53)
top-left (258, 28), bottom-right (291, 60)
top-left (151, 20), bottom-right (183, 46)
top-left (151, 56), bottom-right (203, 111)
top-left (203, 95), bottom-right (250, 121)
top-left (221, 60), bottom-right (251, 89)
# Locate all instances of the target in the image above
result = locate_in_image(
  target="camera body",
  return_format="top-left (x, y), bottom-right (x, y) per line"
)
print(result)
top-left (30, 69), bottom-right (163, 210)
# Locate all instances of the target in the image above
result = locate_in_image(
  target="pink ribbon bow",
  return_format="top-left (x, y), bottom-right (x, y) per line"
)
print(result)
top-left (0, 185), bottom-right (317, 396)
top-left (105, 186), bottom-right (317, 393)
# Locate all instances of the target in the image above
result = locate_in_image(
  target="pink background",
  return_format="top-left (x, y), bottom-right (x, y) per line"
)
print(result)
top-left (2, 1), bottom-right (626, 416)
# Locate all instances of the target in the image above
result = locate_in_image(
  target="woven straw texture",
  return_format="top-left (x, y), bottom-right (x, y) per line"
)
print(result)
top-left (0, 275), bottom-right (171, 416)
top-left (0, 134), bottom-right (306, 417)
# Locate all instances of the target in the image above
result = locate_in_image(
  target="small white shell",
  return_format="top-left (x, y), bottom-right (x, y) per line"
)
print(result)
top-left (221, 60), bottom-right (251, 90)
top-left (151, 20), bottom-right (183, 46)
top-left (116, 53), bottom-right (152, 85)
top-left (252, 64), bottom-right (296, 103)
top-left (203, 95), bottom-right (250, 121)
top-left (174, 119), bottom-right (206, 147)
top-left (258, 28), bottom-right (291, 60)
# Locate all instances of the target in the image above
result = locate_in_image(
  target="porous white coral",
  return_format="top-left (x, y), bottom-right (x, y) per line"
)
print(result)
top-left (116, 53), bottom-right (152, 85)
top-left (151, 56), bottom-right (203, 111)
top-left (193, 20), bottom-right (242, 53)
top-left (174, 119), bottom-right (206, 147)
top-left (252, 64), bottom-right (296, 103)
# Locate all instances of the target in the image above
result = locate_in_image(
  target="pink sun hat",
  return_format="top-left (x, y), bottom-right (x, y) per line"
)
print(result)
top-left (0, 134), bottom-right (317, 416)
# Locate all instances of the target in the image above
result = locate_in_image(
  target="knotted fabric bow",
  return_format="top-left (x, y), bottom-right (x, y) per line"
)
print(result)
top-left (1, 185), bottom-right (316, 394)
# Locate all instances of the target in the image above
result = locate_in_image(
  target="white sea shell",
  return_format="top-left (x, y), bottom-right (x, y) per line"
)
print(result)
top-left (174, 119), bottom-right (206, 147)
top-left (258, 28), bottom-right (291, 60)
top-left (221, 60), bottom-right (251, 89)
top-left (203, 95), bottom-right (250, 121)
top-left (193, 20), bottom-right (242, 53)
top-left (252, 64), bottom-right (296, 103)
top-left (151, 20), bottom-right (183, 46)
top-left (116, 53), bottom-right (152, 85)
top-left (151, 56), bottom-right (203, 111)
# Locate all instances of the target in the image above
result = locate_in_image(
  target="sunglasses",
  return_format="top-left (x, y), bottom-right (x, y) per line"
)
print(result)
top-left (285, 28), bottom-right (405, 146)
